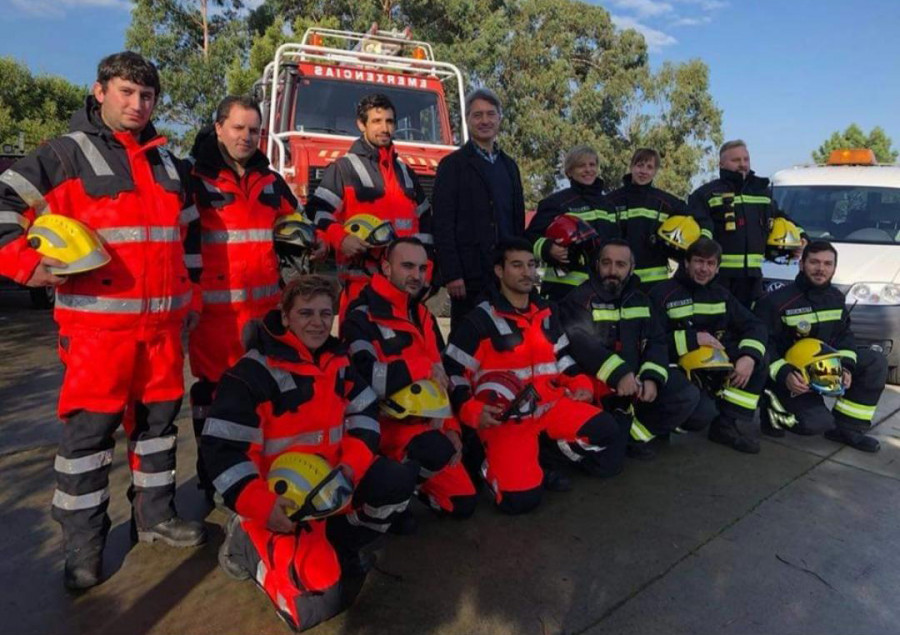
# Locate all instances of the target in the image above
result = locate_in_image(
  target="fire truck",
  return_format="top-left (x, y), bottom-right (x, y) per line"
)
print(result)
top-left (255, 24), bottom-right (469, 203)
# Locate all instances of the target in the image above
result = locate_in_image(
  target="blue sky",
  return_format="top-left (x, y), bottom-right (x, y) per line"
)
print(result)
top-left (1, 0), bottom-right (897, 176)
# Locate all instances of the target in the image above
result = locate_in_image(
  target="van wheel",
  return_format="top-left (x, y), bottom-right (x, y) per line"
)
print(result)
top-left (29, 286), bottom-right (54, 309)
top-left (888, 366), bottom-right (900, 386)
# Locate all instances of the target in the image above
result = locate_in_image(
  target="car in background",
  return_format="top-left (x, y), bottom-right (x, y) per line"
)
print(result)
top-left (762, 148), bottom-right (900, 382)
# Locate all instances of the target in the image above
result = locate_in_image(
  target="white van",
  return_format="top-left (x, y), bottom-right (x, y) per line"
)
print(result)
top-left (761, 149), bottom-right (900, 383)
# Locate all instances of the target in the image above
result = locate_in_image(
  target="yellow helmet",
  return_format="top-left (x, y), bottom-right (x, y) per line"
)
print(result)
top-left (267, 452), bottom-right (353, 521)
top-left (679, 345), bottom-right (733, 393)
top-left (27, 214), bottom-right (110, 275)
top-left (784, 338), bottom-right (844, 396)
top-left (344, 214), bottom-right (396, 247)
top-left (766, 218), bottom-right (803, 262)
top-left (380, 379), bottom-right (453, 420)
top-left (657, 215), bottom-right (701, 256)
top-left (274, 212), bottom-right (316, 250)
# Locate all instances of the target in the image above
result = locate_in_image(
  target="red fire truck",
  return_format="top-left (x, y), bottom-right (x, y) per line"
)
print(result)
top-left (255, 24), bottom-right (469, 202)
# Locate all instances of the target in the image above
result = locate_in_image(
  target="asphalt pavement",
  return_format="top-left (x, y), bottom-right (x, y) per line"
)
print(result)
top-left (2, 290), bottom-right (899, 635)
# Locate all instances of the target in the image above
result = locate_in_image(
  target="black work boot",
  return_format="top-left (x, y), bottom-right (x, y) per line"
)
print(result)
top-left (542, 469), bottom-right (573, 492)
top-left (218, 513), bottom-right (251, 580)
top-left (709, 416), bottom-right (760, 454)
top-left (626, 440), bottom-right (656, 461)
top-left (824, 428), bottom-right (881, 453)
top-left (388, 509), bottom-right (419, 535)
top-left (63, 547), bottom-right (102, 591)
top-left (137, 516), bottom-right (207, 547)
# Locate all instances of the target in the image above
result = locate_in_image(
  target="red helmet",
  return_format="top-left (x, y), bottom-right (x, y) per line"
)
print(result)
top-left (545, 214), bottom-right (598, 247)
top-left (474, 371), bottom-right (541, 421)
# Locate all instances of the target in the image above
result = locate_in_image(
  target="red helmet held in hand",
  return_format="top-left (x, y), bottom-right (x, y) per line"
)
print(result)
top-left (545, 214), bottom-right (598, 247)
top-left (474, 371), bottom-right (541, 422)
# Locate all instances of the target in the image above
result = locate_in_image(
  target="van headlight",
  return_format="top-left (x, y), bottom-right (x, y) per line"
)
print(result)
top-left (847, 282), bottom-right (900, 305)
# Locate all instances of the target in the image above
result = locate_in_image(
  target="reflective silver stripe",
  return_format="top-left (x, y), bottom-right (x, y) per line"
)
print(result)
top-left (376, 323), bottom-right (396, 339)
top-left (56, 292), bottom-right (192, 314)
top-left (557, 440), bottom-right (583, 462)
top-left (244, 350), bottom-right (297, 392)
top-left (413, 232), bottom-right (433, 245)
top-left (130, 435), bottom-right (176, 456)
top-left (180, 204), bottom-right (199, 224)
top-left (345, 153), bottom-right (374, 189)
top-left (347, 386), bottom-right (378, 414)
top-left (362, 499), bottom-right (409, 520)
top-left (264, 431), bottom-right (327, 455)
top-left (252, 283), bottom-right (280, 300)
top-left (0, 210), bottom-right (28, 229)
top-left (348, 340), bottom-right (378, 357)
top-left (575, 439), bottom-right (606, 453)
top-left (554, 334), bottom-right (570, 353)
top-left (132, 469), bottom-right (175, 488)
top-left (52, 487), bottom-right (109, 511)
top-left (192, 405), bottom-right (210, 419)
top-left (557, 355), bottom-right (577, 373)
top-left (534, 362), bottom-right (560, 377)
top-left (157, 148), bottom-right (181, 182)
top-left (345, 414), bottom-right (379, 433)
top-left (397, 161), bottom-right (414, 189)
top-left (184, 254), bottom-right (202, 268)
top-left (256, 560), bottom-right (268, 585)
top-left (203, 180), bottom-right (221, 194)
top-left (371, 362), bottom-right (389, 397)
top-left (28, 226), bottom-right (65, 247)
top-left (313, 209), bottom-right (337, 224)
top-left (98, 226), bottom-right (182, 243)
top-left (330, 426), bottom-right (343, 444)
top-left (477, 301), bottom-right (512, 335)
top-left (213, 461), bottom-right (259, 493)
top-left (415, 200), bottom-right (429, 218)
top-left (54, 449), bottom-right (113, 475)
top-left (203, 417), bottom-right (263, 444)
top-left (203, 289), bottom-right (248, 303)
top-left (313, 186), bottom-right (343, 211)
top-left (347, 510), bottom-right (389, 532)
top-left (0, 170), bottom-right (50, 214)
top-left (202, 229), bottom-right (272, 244)
top-left (445, 344), bottom-right (480, 371)
top-left (450, 375), bottom-right (471, 389)
top-left (65, 131), bottom-right (114, 176)
top-left (263, 183), bottom-right (274, 195)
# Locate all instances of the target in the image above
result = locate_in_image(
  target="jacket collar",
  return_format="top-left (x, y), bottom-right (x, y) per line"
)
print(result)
top-left (673, 265), bottom-right (719, 291)
top-left (486, 283), bottom-right (547, 317)
top-left (244, 310), bottom-right (341, 366)
top-left (794, 271), bottom-right (832, 294)
top-left (621, 173), bottom-right (653, 190)
top-left (190, 124), bottom-right (270, 178)
top-left (349, 137), bottom-right (394, 162)
top-left (588, 272), bottom-right (640, 303)
top-left (368, 273), bottom-right (419, 320)
top-left (569, 177), bottom-right (605, 196)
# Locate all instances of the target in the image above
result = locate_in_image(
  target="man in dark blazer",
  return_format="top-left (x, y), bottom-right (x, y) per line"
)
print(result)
top-left (432, 88), bottom-right (526, 329)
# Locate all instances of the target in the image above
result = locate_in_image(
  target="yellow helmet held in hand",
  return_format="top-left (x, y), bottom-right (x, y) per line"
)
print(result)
top-left (380, 379), bottom-right (453, 420)
top-left (656, 215), bottom-right (701, 257)
top-left (784, 338), bottom-right (844, 396)
top-left (267, 452), bottom-right (353, 521)
top-left (679, 345), bottom-right (733, 393)
top-left (344, 214), bottom-right (396, 247)
top-left (27, 214), bottom-right (110, 274)
top-left (766, 218), bottom-right (803, 263)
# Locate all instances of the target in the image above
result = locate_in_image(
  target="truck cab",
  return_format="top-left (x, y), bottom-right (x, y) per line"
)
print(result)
top-left (255, 25), bottom-right (468, 204)
top-left (762, 149), bottom-right (900, 382)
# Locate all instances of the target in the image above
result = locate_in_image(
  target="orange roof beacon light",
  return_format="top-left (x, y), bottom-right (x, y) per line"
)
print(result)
top-left (308, 32), bottom-right (324, 47)
top-left (826, 148), bottom-right (877, 166)
top-left (412, 46), bottom-right (427, 60)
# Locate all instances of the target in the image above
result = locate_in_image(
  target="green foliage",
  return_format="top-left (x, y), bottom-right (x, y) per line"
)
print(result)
top-left (812, 124), bottom-right (898, 164)
top-left (0, 57), bottom-right (86, 152)
top-left (126, 0), bottom-right (251, 151)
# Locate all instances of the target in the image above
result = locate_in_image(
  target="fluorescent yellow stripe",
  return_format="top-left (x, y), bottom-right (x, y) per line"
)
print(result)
top-left (721, 386), bottom-right (759, 410)
top-left (833, 398), bottom-right (877, 422)
top-left (674, 330), bottom-right (689, 357)
top-left (739, 338), bottom-right (766, 356)
top-left (620, 207), bottom-right (666, 221)
top-left (533, 237), bottom-right (547, 259)
top-left (700, 228), bottom-right (713, 239)
top-left (542, 269), bottom-right (588, 286)
top-left (635, 266), bottom-right (669, 282)
top-left (630, 419), bottom-right (655, 442)
top-left (667, 305), bottom-right (694, 319)
top-left (740, 194), bottom-right (771, 205)
top-left (592, 308), bottom-right (620, 321)
top-left (769, 358), bottom-right (787, 381)
top-left (592, 306), bottom-right (650, 320)
top-left (694, 302), bottom-right (726, 315)
top-left (570, 209), bottom-right (616, 223)
top-left (782, 309), bottom-right (843, 327)
top-left (597, 355), bottom-right (626, 382)
top-left (838, 349), bottom-right (858, 363)
top-left (621, 306), bottom-right (651, 319)
top-left (639, 361), bottom-right (669, 381)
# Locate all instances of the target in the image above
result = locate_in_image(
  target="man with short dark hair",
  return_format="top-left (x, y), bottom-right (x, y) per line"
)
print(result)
top-left (689, 139), bottom-right (805, 307)
top-left (559, 239), bottom-right (716, 459)
top-left (650, 237), bottom-right (769, 454)
top-left (187, 95), bottom-right (303, 498)
top-left (443, 238), bottom-right (627, 514)
top-left (0, 51), bottom-right (205, 590)
top-left (754, 240), bottom-right (886, 452)
top-left (306, 93), bottom-right (432, 315)
top-left (343, 237), bottom-right (477, 522)
top-left (433, 88), bottom-right (526, 328)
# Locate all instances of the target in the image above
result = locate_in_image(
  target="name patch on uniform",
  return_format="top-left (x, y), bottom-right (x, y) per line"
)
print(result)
top-left (784, 307), bottom-right (813, 315)
top-left (666, 299), bottom-right (692, 309)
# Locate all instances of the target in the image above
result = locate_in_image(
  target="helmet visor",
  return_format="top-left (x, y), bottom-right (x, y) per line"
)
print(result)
top-left (808, 356), bottom-right (844, 396)
top-left (369, 222), bottom-right (397, 247)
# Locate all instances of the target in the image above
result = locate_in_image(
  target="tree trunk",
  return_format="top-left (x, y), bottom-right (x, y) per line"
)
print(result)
top-left (201, 0), bottom-right (209, 60)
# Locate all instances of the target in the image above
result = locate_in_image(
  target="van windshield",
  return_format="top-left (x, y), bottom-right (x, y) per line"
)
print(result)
top-left (293, 77), bottom-right (445, 144)
top-left (774, 185), bottom-right (900, 244)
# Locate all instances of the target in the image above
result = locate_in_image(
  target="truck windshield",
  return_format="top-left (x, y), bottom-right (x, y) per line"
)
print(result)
top-left (774, 185), bottom-right (900, 244)
top-left (294, 77), bottom-right (444, 144)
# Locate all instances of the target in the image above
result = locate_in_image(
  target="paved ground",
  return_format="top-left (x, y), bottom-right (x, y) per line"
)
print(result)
top-left (3, 288), bottom-right (900, 635)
